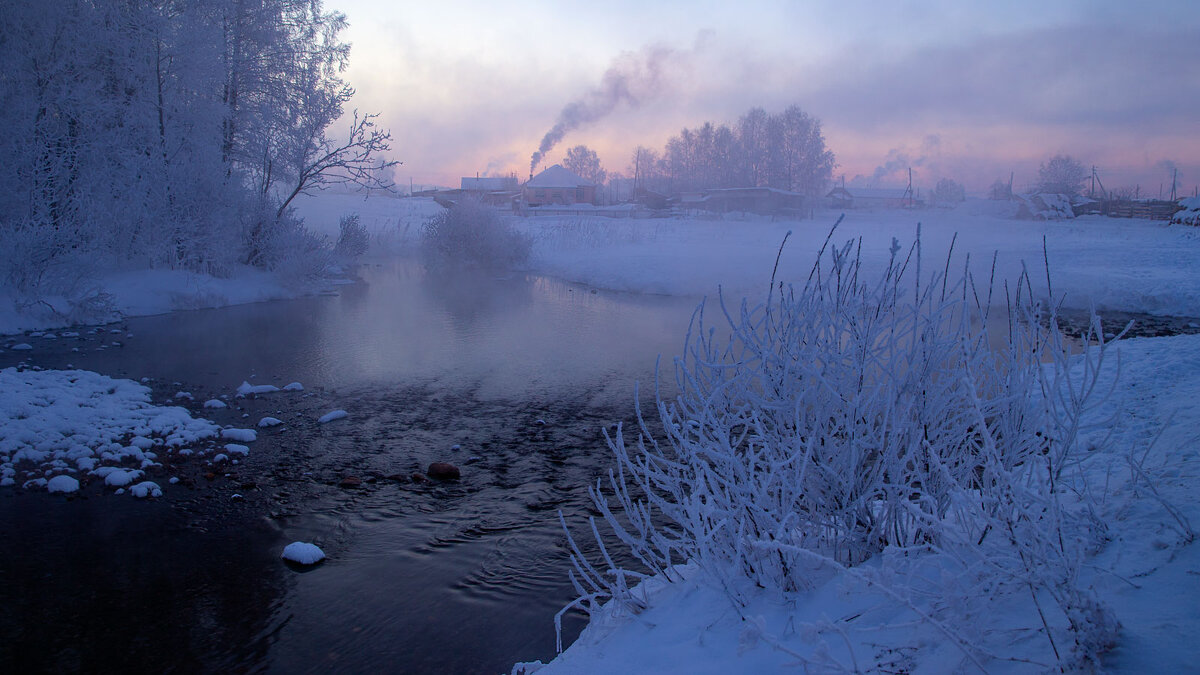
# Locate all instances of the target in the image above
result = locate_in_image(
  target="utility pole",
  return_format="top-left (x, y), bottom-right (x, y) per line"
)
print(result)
top-left (1171, 168), bottom-right (1178, 201)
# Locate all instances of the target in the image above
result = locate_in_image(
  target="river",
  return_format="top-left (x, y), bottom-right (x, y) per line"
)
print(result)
top-left (0, 260), bottom-right (699, 674)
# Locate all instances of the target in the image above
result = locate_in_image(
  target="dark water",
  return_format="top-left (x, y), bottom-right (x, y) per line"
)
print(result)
top-left (0, 261), bottom-right (699, 674)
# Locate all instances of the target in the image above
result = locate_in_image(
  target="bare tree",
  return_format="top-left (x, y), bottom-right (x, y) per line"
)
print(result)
top-left (933, 177), bottom-right (966, 203)
top-left (989, 178), bottom-right (1012, 200)
top-left (276, 111), bottom-right (398, 219)
top-left (562, 144), bottom-right (607, 185)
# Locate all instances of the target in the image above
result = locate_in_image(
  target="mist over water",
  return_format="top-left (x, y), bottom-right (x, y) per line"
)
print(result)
top-left (0, 260), bottom-right (699, 672)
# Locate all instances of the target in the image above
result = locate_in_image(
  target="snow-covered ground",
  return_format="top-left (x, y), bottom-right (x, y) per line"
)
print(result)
top-left (515, 204), bottom-right (1200, 318)
top-left (0, 369), bottom-right (320, 494)
top-left (0, 368), bottom-right (223, 492)
top-left (522, 334), bottom-right (1200, 674)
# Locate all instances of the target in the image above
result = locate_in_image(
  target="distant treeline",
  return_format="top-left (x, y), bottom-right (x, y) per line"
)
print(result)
top-left (630, 105), bottom-right (835, 198)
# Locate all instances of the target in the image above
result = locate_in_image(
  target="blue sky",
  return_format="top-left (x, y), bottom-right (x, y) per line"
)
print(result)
top-left (332, 0), bottom-right (1200, 193)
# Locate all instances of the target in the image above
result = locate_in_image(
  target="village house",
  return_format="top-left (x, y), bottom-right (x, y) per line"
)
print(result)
top-left (461, 175), bottom-right (518, 192)
top-left (680, 187), bottom-right (806, 217)
top-left (825, 186), bottom-right (921, 209)
top-left (523, 165), bottom-right (597, 206)
top-left (458, 174), bottom-right (520, 206)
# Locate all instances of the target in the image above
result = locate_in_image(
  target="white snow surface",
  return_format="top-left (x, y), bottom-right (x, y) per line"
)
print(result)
top-left (0, 265), bottom-right (304, 335)
top-left (46, 475), bottom-right (79, 493)
top-left (258, 417), bottom-right (283, 427)
top-left (1172, 196), bottom-right (1200, 226)
top-left (281, 541), bottom-right (326, 565)
top-left (510, 205), bottom-right (1200, 317)
top-left (129, 481), bottom-right (162, 498)
top-left (220, 428), bottom-right (257, 442)
top-left (533, 334), bottom-right (1200, 674)
top-left (317, 410), bottom-right (347, 424)
top-left (203, 399), bottom-right (227, 409)
top-left (0, 368), bottom-right (219, 490)
top-left (236, 381), bottom-right (280, 397)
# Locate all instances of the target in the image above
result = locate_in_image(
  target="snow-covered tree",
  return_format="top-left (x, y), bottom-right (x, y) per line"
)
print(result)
top-left (654, 105), bottom-right (834, 197)
top-left (0, 0), bottom-right (395, 307)
top-left (1036, 154), bottom-right (1087, 196)
top-left (933, 177), bottom-right (966, 203)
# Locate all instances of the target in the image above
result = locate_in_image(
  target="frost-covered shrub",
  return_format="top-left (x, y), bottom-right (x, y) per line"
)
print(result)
top-left (242, 206), bottom-right (333, 283)
top-left (420, 199), bottom-right (531, 272)
top-left (335, 213), bottom-right (370, 259)
top-left (0, 219), bottom-right (116, 323)
top-left (563, 225), bottom-right (1122, 668)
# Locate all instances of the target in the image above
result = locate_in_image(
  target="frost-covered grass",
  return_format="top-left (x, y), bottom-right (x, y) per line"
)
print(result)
top-left (534, 332), bottom-right (1200, 674)
top-left (532, 227), bottom-right (1200, 673)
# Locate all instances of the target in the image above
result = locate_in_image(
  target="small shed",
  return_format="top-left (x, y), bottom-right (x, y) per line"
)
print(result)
top-left (826, 187), bottom-right (853, 209)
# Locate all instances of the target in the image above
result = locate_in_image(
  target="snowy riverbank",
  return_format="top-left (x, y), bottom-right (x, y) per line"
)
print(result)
top-left (0, 193), bottom-right (440, 337)
top-left (522, 333), bottom-right (1200, 673)
top-left (6, 196), bottom-right (1198, 336)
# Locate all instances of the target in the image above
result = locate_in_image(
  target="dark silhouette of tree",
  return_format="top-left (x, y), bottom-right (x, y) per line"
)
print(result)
top-left (562, 145), bottom-right (607, 185)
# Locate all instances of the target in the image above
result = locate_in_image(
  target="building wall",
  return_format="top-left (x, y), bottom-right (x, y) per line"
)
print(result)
top-left (523, 185), bottom-right (595, 206)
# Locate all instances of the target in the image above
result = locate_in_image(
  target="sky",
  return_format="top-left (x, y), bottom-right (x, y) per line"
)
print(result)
top-left (328, 0), bottom-right (1200, 194)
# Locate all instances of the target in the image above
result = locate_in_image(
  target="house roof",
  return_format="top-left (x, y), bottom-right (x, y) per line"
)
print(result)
top-left (847, 187), bottom-right (911, 200)
top-left (705, 187), bottom-right (802, 197)
top-left (526, 164), bottom-right (596, 188)
top-left (461, 176), bottom-right (515, 190)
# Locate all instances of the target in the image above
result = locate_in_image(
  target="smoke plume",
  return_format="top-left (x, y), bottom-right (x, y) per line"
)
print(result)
top-left (871, 135), bottom-right (942, 183)
top-left (529, 37), bottom-right (705, 175)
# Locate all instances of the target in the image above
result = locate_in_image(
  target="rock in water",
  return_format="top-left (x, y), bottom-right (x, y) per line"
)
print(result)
top-left (282, 542), bottom-right (326, 566)
top-left (427, 462), bottom-right (461, 480)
